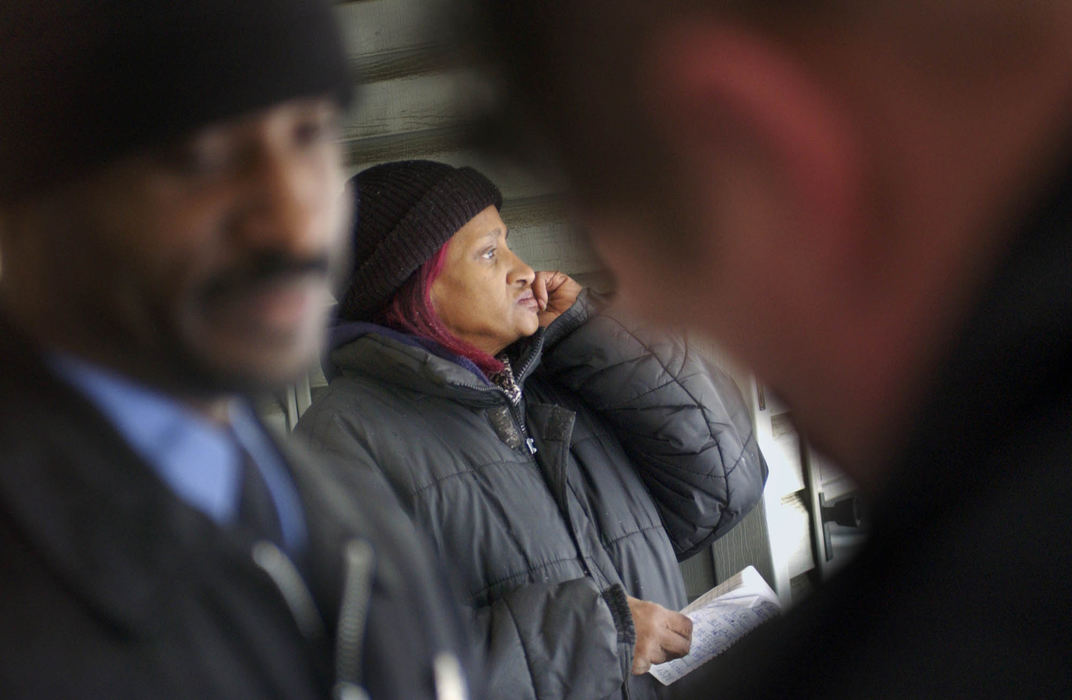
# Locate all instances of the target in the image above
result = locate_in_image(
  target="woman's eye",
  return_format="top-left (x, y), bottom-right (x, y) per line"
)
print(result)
top-left (481, 248), bottom-right (496, 260)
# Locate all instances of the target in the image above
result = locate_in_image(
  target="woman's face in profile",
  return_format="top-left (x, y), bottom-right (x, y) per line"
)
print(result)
top-left (430, 206), bottom-right (540, 356)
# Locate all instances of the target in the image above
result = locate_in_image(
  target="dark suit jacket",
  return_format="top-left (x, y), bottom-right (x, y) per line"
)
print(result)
top-left (0, 316), bottom-right (480, 698)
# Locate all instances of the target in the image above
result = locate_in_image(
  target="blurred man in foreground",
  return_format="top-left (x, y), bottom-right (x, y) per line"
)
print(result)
top-left (0, 2), bottom-right (476, 697)
top-left (472, 1), bottom-right (1072, 696)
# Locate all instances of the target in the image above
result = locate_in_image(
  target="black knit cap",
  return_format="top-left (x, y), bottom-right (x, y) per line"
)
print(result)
top-left (339, 160), bottom-right (503, 322)
top-left (0, 0), bottom-right (352, 203)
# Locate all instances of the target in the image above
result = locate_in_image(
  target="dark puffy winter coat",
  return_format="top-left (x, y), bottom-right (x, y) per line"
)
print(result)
top-left (0, 314), bottom-right (480, 699)
top-left (296, 291), bottom-right (768, 699)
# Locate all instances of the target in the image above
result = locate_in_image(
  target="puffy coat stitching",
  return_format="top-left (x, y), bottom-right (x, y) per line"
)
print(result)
top-left (565, 369), bottom-right (677, 409)
top-left (594, 321), bottom-right (717, 418)
top-left (560, 319), bottom-right (751, 484)
top-left (592, 369), bottom-right (715, 408)
top-left (636, 463), bottom-right (734, 509)
top-left (500, 594), bottom-right (541, 696)
top-left (413, 464), bottom-right (543, 578)
top-left (543, 363), bottom-right (756, 484)
top-left (564, 476), bottom-right (663, 535)
top-left (558, 481), bottom-right (625, 590)
top-left (614, 424), bottom-right (757, 481)
top-left (569, 420), bottom-right (729, 489)
top-left (472, 555), bottom-right (594, 600)
top-left (600, 523), bottom-right (672, 549)
top-left (303, 413), bottom-right (541, 504)
top-left (722, 431), bottom-right (759, 479)
top-left (626, 452), bottom-right (746, 518)
top-left (604, 367), bottom-right (726, 408)
top-left (406, 455), bottom-right (534, 498)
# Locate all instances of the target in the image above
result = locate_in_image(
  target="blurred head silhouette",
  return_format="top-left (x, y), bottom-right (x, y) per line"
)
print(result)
top-left (0, 0), bottom-right (354, 402)
top-left (470, 0), bottom-right (1072, 484)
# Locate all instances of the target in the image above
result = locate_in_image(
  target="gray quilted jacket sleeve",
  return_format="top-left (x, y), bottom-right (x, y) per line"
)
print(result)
top-left (540, 291), bottom-right (769, 559)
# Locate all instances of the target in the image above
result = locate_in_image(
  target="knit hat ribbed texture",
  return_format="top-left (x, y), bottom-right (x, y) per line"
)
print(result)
top-left (339, 160), bottom-right (503, 321)
top-left (0, 0), bottom-right (351, 203)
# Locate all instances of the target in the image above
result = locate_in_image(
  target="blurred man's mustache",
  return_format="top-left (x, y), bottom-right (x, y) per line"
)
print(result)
top-left (200, 251), bottom-right (332, 303)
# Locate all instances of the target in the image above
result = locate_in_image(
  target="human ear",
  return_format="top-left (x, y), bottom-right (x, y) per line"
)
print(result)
top-left (636, 21), bottom-right (867, 298)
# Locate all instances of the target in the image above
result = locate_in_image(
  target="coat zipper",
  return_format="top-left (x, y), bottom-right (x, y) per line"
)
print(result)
top-left (501, 346), bottom-right (540, 456)
top-left (509, 401), bottom-right (538, 455)
top-left (445, 334), bottom-right (543, 457)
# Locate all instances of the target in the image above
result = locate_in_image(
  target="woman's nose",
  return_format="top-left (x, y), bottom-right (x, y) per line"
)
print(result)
top-left (506, 248), bottom-right (535, 286)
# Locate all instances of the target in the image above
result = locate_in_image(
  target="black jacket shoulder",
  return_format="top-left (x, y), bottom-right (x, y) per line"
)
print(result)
top-left (0, 314), bottom-right (480, 699)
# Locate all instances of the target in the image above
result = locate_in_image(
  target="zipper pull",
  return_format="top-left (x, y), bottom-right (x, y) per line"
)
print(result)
top-left (335, 540), bottom-right (375, 694)
top-left (334, 683), bottom-right (369, 700)
top-left (524, 437), bottom-right (538, 455)
top-left (434, 652), bottom-right (469, 700)
top-left (251, 540), bottom-right (325, 641)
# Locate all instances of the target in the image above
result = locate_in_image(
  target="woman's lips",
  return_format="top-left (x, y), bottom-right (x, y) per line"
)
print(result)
top-left (517, 292), bottom-right (540, 312)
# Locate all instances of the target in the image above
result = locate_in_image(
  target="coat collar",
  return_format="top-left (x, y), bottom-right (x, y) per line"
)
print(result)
top-left (0, 315), bottom-right (266, 635)
top-left (329, 323), bottom-right (547, 405)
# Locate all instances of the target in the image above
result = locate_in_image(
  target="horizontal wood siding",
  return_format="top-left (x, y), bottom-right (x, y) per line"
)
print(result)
top-left (335, 0), bottom-right (600, 275)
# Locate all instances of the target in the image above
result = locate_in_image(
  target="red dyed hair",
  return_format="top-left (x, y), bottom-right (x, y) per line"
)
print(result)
top-left (378, 240), bottom-right (505, 377)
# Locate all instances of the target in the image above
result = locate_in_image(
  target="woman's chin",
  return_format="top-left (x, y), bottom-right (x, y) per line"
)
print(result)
top-left (522, 316), bottom-right (541, 337)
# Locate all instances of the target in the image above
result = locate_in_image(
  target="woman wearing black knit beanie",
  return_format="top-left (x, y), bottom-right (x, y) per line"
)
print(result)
top-left (295, 160), bottom-right (768, 700)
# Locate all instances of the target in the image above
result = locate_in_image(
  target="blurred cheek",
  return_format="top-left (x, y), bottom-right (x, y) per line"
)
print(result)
top-left (303, 170), bottom-right (349, 293)
top-left (589, 222), bottom-right (697, 329)
top-left (326, 184), bottom-right (351, 261)
top-left (311, 159), bottom-right (346, 237)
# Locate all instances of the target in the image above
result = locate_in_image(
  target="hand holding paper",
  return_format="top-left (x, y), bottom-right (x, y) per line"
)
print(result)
top-left (627, 595), bottom-right (693, 675)
top-left (649, 566), bottom-right (781, 685)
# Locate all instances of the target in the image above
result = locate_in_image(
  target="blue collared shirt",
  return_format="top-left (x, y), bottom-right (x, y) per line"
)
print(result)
top-left (49, 353), bottom-right (307, 553)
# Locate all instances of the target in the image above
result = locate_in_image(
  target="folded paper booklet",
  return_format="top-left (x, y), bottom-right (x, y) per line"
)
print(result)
top-left (649, 565), bottom-right (781, 685)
